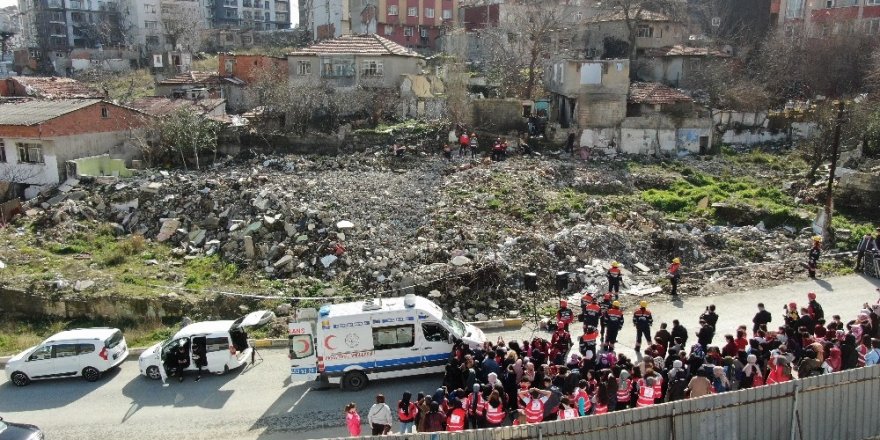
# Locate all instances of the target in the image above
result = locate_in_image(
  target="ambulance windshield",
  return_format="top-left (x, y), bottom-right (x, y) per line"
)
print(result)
top-left (442, 314), bottom-right (466, 338)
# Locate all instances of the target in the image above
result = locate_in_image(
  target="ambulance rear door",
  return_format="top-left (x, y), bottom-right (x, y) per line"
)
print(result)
top-left (289, 322), bottom-right (318, 383)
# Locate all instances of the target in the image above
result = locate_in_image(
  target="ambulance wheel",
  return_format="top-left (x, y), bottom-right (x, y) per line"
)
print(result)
top-left (342, 371), bottom-right (368, 391)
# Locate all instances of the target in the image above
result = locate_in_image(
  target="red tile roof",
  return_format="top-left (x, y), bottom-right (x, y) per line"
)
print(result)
top-left (9, 76), bottom-right (105, 99)
top-left (126, 97), bottom-right (226, 117)
top-left (629, 82), bottom-right (693, 105)
top-left (157, 71), bottom-right (221, 86)
top-left (289, 34), bottom-right (422, 57)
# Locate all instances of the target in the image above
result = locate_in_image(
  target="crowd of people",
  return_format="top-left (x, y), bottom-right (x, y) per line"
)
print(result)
top-left (346, 288), bottom-right (880, 436)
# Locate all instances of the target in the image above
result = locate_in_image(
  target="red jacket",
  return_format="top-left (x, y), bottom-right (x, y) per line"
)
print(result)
top-left (447, 407), bottom-right (466, 431)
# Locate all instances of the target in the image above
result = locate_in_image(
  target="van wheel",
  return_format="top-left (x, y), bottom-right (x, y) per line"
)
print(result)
top-left (215, 365), bottom-right (229, 376)
top-left (10, 371), bottom-right (30, 387)
top-left (342, 371), bottom-right (368, 391)
top-left (146, 366), bottom-right (162, 380)
top-left (82, 367), bottom-right (101, 382)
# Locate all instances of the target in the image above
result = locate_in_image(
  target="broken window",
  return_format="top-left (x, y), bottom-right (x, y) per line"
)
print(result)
top-left (361, 60), bottom-right (383, 76)
top-left (297, 60), bottom-right (311, 75)
top-left (637, 24), bottom-right (653, 38)
top-left (16, 143), bottom-right (44, 164)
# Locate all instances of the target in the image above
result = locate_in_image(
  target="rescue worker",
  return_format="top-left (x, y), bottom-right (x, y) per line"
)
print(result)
top-left (582, 297), bottom-right (602, 332)
top-left (491, 138), bottom-right (504, 161)
top-left (579, 325), bottom-right (599, 357)
top-left (551, 324), bottom-right (572, 358)
top-left (556, 300), bottom-right (574, 331)
top-left (807, 235), bottom-right (822, 279)
top-left (633, 300), bottom-right (654, 351)
top-left (599, 293), bottom-right (613, 342)
top-left (636, 376), bottom-right (656, 407)
top-left (468, 133), bottom-right (479, 159)
top-left (458, 131), bottom-right (470, 157)
top-left (606, 261), bottom-right (623, 296)
top-left (518, 387), bottom-right (552, 424)
top-left (604, 301), bottom-right (625, 349)
top-left (807, 292), bottom-right (825, 321)
top-left (446, 399), bottom-right (467, 432)
top-left (579, 291), bottom-right (595, 320)
top-left (667, 257), bottom-right (681, 296)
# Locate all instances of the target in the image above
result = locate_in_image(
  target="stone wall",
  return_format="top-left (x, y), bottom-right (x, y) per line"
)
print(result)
top-left (470, 99), bottom-right (526, 133)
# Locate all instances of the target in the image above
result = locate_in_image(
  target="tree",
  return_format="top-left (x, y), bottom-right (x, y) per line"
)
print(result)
top-left (603, 0), bottom-right (682, 70)
top-left (161, 3), bottom-right (205, 52)
top-left (157, 108), bottom-right (220, 170)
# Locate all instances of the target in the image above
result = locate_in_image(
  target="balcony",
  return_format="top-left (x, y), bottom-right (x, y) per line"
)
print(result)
top-left (47, 0), bottom-right (63, 8)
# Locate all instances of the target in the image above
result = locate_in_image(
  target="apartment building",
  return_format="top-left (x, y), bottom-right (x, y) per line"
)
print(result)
top-left (18, 0), bottom-right (125, 52)
top-left (308, 0), bottom-right (459, 51)
top-left (778, 0), bottom-right (880, 36)
top-left (212, 0), bottom-right (291, 30)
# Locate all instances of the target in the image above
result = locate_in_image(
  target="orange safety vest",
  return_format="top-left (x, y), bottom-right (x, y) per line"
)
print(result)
top-left (558, 407), bottom-right (578, 420)
top-left (637, 383), bottom-right (655, 407)
top-left (576, 389), bottom-right (591, 413)
top-left (484, 402), bottom-right (506, 425)
top-left (593, 403), bottom-right (607, 414)
top-left (524, 398), bottom-right (545, 423)
top-left (447, 408), bottom-right (466, 431)
top-left (581, 331), bottom-right (599, 343)
top-left (616, 379), bottom-right (632, 402)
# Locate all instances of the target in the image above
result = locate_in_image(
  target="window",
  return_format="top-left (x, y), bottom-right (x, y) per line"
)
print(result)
top-left (265, 1), bottom-right (270, 8)
top-left (420, 27), bottom-right (428, 38)
top-left (144, 4), bottom-right (156, 13)
top-left (442, 9), bottom-right (452, 19)
top-left (388, 5), bottom-right (398, 15)
top-left (146, 35), bottom-right (160, 47)
top-left (289, 335), bottom-right (314, 359)
top-left (205, 337), bottom-right (229, 353)
top-left (637, 24), bottom-right (653, 38)
top-left (265, 12), bottom-right (270, 21)
top-left (101, 106), bottom-right (109, 118)
top-left (0, 139), bottom-right (5, 163)
top-left (243, 10), bottom-right (252, 19)
top-left (242, 35), bottom-right (253, 44)
top-left (408, 6), bottom-right (417, 16)
top-left (77, 344), bottom-right (95, 354)
top-left (321, 57), bottom-right (355, 77)
top-left (361, 59), bottom-right (383, 76)
top-left (404, 26), bottom-right (414, 36)
top-left (226, 9), bottom-right (237, 18)
top-left (866, 19), bottom-right (880, 35)
top-left (422, 322), bottom-right (449, 342)
top-left (49, 11), bottom-right (65, 22)
top-left (29, 346), bottom-right (52, 361)
top-left (297, 60), bottom-right (311, 75)
top-left (869, 0), bottom-right (880, 4)
top-left (16, 143), bottom-right (44, 164)
top-left (105, 330), bottom-right (124, 349)
top-left (425, 7), bottom-right (434, 18)
top-left (384, 24), bottom-right (394, 35)
top-left (53, 344), bottom-right (79, 358)
top-left (225, 33), bottom-right (235, 42)
top-left (145, 20), bottom-right (158, 29)
top-left (373, 325), bottom-right (415, 350)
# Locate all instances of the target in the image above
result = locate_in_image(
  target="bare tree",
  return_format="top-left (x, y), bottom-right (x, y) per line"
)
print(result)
top-left (156, 108), bottom-right (220, 170)
top-left (603, 0), bottom-right (682, 68)
top-left (161, 2), bottom-right (205, 52)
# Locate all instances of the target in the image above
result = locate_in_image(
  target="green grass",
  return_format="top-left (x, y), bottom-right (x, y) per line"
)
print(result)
top-left (831, 215), bottom-right (876, 249)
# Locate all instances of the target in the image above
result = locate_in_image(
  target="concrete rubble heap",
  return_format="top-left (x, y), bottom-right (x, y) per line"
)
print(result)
top-left (23, 153), bottom-right (819, 319)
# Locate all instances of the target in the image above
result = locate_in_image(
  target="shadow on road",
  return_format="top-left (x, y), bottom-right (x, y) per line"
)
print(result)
top-left (812, 278), bottom-right (834, 291)
top-left (120, 364), bottom-right (245, 422)
top-left (0, 367), bottom-right (122, 412)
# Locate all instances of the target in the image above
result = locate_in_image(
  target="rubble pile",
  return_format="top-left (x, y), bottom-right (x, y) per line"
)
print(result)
top-left (19, 153), bottom-right (827, 319)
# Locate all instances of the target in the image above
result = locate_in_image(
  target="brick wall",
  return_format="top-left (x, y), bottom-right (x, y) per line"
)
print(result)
top-left (0, 102), bottom-right (148, 139)
top-left (219, 53), bottom-right (289, 83)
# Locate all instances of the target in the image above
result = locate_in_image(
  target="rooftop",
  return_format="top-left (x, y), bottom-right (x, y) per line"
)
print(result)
top-left (0, 99), bottom-right (104, 125)
top-left (7, 76), bottom-right (104, 99)
top-left (592, 9), bottom-right (672, 23)
top-left (644, 45), bottom-right (731, 58)
top-left (126, 97), bottom-right (226, 117)
top-left (629, 82), bottom-right (693, 105)
top-left (157, 71), bottom-right (221, 86)
top-left (289, 34), bottom-right (422, 58)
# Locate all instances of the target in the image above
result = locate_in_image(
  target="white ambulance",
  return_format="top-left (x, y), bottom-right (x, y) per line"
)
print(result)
top-left (288, 294), bottom-right (486, 391)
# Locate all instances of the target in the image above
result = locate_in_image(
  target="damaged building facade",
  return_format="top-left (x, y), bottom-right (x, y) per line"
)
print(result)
top-left (545, 58), bottom-right (713, 156)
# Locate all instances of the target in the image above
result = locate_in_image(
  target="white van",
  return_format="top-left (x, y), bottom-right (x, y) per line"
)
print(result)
top-left (5, 328), bottom-right (129, 386)
top-left (289, 295), bottom-right (486, 391)
top-left (138, 310), bottom-right (274, 380)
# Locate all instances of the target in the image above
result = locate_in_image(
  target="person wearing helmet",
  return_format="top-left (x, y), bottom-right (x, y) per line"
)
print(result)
top-left (806, 292), bottom-right (824, 321)
top-left (604, 301), bottom-right (625, 349)
top-left (551, 322), bottom-right (573, 359)
top-left (633, 300), bottom-right (654, 351)
top-left (783, 302), bottom-right (800, 327)
top-left (556, 300), bottom-right (574, 331)
top-left (667, 258), bottom-right (681, 296)
top-left (807, 236), bottom-right (822, 279)
top-left (580, 325), bottom-right (599, 357)
top-left (606, 262), bottom-right (623, 297)
top-left (582, 297), bottom-right (602, 331)
top-left (579, 291), bottom-right (595, 319)
top-left (598, 293), bottom-right (613, 342)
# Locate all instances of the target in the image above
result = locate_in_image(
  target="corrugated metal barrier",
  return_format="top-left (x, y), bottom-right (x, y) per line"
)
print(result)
top-left (333, 365), bottom-right (880, 440)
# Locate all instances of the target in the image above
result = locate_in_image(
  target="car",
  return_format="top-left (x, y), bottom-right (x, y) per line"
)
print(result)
top-left (0, 417), bottom-right (43, 439)
top-left (5, 328), bottom-right (128, 387)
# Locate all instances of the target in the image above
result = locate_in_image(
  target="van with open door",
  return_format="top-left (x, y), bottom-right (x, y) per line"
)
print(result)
top-left (138, 310), bottom-right (274, 380)
top-left (289, 294), bottom-right (485, 391)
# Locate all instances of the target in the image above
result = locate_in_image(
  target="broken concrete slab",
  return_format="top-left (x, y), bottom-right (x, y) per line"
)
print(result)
top-left (451, 255), bottom-right (471, 266)
top-left (273, 255), bottom-right (293, 268)
top-left (321, 255), bottom-right (338, 267)
top-left (244, 236), bottom-right (255, 259)
top-left (634, 263), bottom-right (651, 273)
top-left (630, 286), bottom-right (662, 296)
top-left (74, 280), bottom-right (95, 292)
top-left (336, 220), bottom-right (355, 229)
top-left (157, 219), bottom-right (181, 242)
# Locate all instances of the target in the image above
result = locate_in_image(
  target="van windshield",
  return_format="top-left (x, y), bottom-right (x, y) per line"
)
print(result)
top-left (441, 314), bottom-right (466, 339)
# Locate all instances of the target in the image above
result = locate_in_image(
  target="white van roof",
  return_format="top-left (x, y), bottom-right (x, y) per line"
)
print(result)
top-left (45, 328), bottom-right (119, 343)
top-left (321, 295), bottom-right (443, 319)
top-left (174, 320), bottom-right (235, 338)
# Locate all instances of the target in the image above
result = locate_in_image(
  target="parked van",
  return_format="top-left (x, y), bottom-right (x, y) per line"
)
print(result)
top-left (289, 294), bottom-right (486, 391)
top-left (5, 328), bottom-right (129, 386)
top-left (138, 310), bottom-right (274, 380)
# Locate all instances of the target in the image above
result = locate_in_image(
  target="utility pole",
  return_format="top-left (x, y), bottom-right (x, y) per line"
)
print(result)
top-left (822, 100), bottom-right (846, 248)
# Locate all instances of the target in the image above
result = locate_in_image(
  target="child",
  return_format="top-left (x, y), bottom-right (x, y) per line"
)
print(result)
top-left (345, 402), bottom-right (361, 437)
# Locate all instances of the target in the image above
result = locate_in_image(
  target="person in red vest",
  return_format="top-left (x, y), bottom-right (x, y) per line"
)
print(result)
top-left (593, 380), bottom-right (609, 414)
top-left (465, 384), bottom-right (484, 429)
top-left (616, 370), bottom-right (632, 410)
top-left (518, 387), bottom-right (552, 424)
top-left (599, 293), bottom-right (613, 342)
top-left (557, 397), bottom-right (578, 420)
top-left (604, 301), bottom-right (625, 349)
top-left (574, 379), bottom-right (592, 415)
top-left (633, 300), bottom-right (654, 351)
top-left (579, 325), bottom-right (599, 357)
top-left (636, 376), bottom-right (657, 407)
top-left (582, 296), bottom-right (602, 332)
top-left (397, 391), bottom-right (418, 433)
top-left (667, 257), bottom-right (681, 296)
top-left (579, 291), bottom-right (594, 318)
top-left (458, 131), bottom-right (470, 157)
top-left (446, 399), bottom-right (467, 432)
top-left (606, 261), bottom-right (623, 297)
top-left (482, 390), bottom-right (506, 428)
top-left (551, 324), bottom-right (572, 359)
top-left (556, 299), bottom-right (574, 330)
top-left (766, 356), bottom-right (793, 385)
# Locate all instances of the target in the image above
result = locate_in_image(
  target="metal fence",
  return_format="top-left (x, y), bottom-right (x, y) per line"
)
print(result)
top-left (332, 365), bottom-right (880, 440)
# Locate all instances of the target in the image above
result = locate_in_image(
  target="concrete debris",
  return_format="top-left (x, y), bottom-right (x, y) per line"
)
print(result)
top-left (634, 263), bottom-right (651, 273)
top-left (0, 260), bottom-right (5, 270)
top-left (74, 280), bottom-right (95, 292)
top-left (450, 255), bottom-right (472, 266)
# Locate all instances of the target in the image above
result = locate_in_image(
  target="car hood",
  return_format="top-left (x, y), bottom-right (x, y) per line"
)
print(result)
top-left (5, 346), bottom-right (37, 365)
top-left (138, 342), bottom-right (162, 360)
top-left (0, 421), bottom-right (41, 437)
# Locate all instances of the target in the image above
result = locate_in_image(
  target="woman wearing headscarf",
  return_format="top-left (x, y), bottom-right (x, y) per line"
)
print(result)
top-left (616, 370), bottom-right (632, 409)
top-left (841, 334), bottom-right (860, 369)
top-left (397, 391), bottom-right (417, 433)
top-left (712, 366), bottom-right (731, 393)
top-left (741, 354), bottom-right (763, 389)
top-left (666, 360), bottom-right (689, 401)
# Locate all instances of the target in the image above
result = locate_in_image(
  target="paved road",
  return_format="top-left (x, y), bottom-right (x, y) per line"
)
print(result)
top-left (1, 274), bottom-right (878, 440)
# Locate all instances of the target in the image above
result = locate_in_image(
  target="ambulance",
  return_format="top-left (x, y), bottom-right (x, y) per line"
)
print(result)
top-left (288, 294), bottom-right (486, 391)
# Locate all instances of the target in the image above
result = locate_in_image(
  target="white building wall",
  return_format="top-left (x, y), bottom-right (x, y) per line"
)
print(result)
top-left (0, 139), bottom-right (60, 185)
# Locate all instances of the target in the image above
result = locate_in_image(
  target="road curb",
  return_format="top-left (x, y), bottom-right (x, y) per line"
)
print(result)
top-left (0, 319), bottom-right (523, 368)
